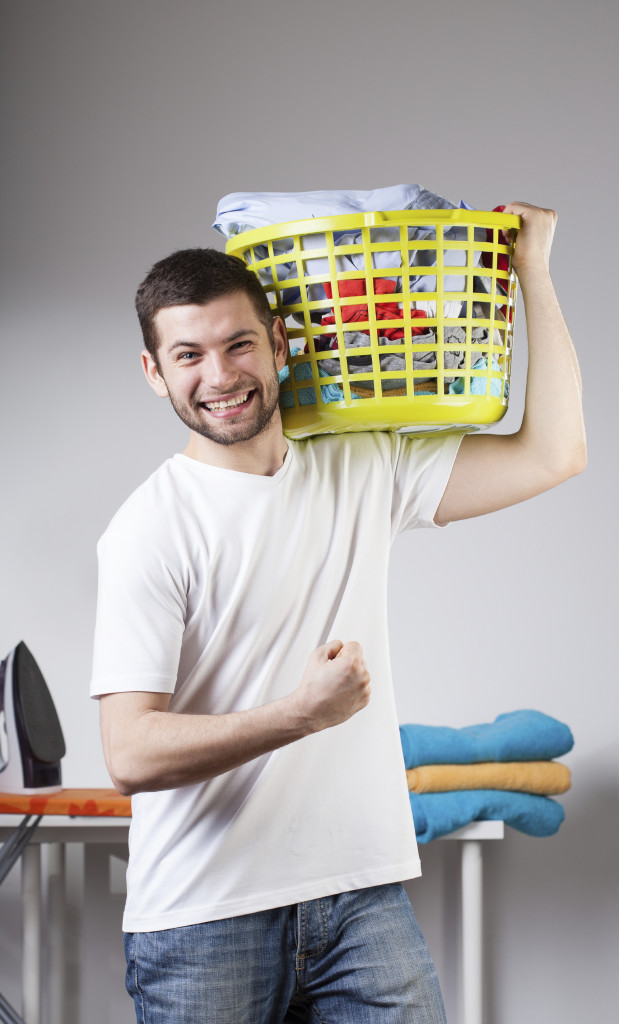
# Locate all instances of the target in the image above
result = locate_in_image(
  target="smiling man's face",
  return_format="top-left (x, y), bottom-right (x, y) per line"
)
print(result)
top-left (143, 292), bottom-right (288, 448)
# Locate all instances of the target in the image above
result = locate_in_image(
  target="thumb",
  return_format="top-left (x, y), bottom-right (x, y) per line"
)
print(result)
top-left (323, 638), bottom-right (344, 661)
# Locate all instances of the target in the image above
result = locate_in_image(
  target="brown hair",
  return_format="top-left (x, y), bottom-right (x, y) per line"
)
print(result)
top-left (135, 248), bottom-right (273, 365)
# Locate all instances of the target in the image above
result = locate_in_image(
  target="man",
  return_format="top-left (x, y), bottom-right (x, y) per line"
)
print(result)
top-left (91, 202), bottom-right (585, 1023)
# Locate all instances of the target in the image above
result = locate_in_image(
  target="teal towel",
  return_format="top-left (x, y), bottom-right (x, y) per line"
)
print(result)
top-left (448, 355), bottom-right (507, 398)
top-left (409, 789), bottom-right (565, 843)
top-left (399, 710), bottom-right (574, 769)
top-left (279, 355), bottom-right (361, 407)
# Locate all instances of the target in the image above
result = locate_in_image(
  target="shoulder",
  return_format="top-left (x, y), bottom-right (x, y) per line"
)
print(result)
top-left (285, 435), bottom-right (396, 494)
top-left (99, 456), bottom-right (195, 552)
top-left (295, 431), bottom-right (398, 467)
top-left (297, 431), bottom-right (455, 472)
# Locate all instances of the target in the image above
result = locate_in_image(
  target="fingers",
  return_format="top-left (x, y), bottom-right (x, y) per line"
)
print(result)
top-left (319, 638), bottom-right (371, 691)
top-left (332, 641), bottom-right (370, 681)
top-left (501, 202), bottom-right (558, 274)
top-left (503, 202), bottom-right (558, 241)
top-left (334, 639), bottom-right (363, 659)
top-left (323, 638), bottom-right (344, 660)
top-left (334, 641), bottom-right (371, 694)
top-left (322, 638), bottom-right (364, 663)
top-left (296, 639), bottom-right (371, 732)
top-left (503, 200), bottom-right (557, 220)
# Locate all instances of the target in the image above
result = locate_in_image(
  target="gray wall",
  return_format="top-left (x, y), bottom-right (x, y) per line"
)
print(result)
top-left (1, 1), bottom-right (617, 1021)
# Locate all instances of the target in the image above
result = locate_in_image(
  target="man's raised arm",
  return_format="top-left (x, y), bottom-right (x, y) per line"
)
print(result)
top-left (435, 201), bottom-right (586, 526)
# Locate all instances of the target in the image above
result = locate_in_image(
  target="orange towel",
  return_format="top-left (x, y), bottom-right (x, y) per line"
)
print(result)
top-left (406, 761), bottom-right (571, 796)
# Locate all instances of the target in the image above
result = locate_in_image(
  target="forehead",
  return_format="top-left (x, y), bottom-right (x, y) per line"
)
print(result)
top-left (154, 292), bottom-right (264, 350)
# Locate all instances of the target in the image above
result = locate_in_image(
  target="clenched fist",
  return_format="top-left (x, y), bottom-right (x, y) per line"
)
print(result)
top-left (293, 639), bottom-right (371, 733)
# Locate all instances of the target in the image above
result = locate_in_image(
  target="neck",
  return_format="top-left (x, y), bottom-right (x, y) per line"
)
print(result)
top-left (182, 415), bottom-right (289, 477)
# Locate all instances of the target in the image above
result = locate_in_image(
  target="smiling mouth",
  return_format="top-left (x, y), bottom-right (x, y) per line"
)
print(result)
top-left (200, 390), bottom-right (254, 414)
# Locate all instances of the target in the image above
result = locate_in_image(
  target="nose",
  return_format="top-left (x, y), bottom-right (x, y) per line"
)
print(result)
top-left (206, 351), bottom-right (241, 392)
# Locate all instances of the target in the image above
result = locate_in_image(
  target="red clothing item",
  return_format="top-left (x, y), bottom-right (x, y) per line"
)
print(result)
top-left (482, 204), bottom-right (512, 322)
top-left (321, 278), bottom-right (428, 346)
top-left (481, 205), bottom-right (511, 287)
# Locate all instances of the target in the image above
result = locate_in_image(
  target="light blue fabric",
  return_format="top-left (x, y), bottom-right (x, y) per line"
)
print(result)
top-left (278, 354), bottom-right (507, 406)
top-left (213, 184), bottom-right (465, 238)
top-left (448, 356), bottom-right (506, 398)
top-left (124, 883), bottom-right (447, 1023)
top-left (279, 353), bottom-right (361, 407)
top-left (214, 185), bottom-right (481, 317)
top-left (399, 710), bottom-right (574, 769)
top-left (409, 789), bottom-right (566, 843)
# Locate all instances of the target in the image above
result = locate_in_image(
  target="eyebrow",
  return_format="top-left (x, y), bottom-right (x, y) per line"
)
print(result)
top-left (167, 329), bottom-right (260, 353)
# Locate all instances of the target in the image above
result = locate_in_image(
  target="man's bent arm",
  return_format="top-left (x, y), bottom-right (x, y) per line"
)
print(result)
top-left (100, 639), bottom-right (370, 796)
top-left (435, 201), bottom-right (586, 526)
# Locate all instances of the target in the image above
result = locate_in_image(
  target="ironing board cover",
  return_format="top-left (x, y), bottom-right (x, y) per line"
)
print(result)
top-left (0, 788), bottom-right (131, 816)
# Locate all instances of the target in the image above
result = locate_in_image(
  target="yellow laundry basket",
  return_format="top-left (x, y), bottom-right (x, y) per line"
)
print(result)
top-left (226, 209), bottom-right (520, 439)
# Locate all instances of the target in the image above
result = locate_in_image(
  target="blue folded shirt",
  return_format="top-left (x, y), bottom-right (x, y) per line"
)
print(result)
top-left (399, 710), bottom-right (574, 769)
top-left (409, 789), bottom-right (566, 843)
top-left (212, 184), bottom-right (468, 238)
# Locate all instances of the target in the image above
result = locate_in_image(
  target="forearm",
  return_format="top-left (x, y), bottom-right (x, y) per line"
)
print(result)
top-left (101, 639), bottom-right (371, 796)
top-left (515, 265), bottom-right (586, 479)
top-left (104, 693), bottom-right (312, 796)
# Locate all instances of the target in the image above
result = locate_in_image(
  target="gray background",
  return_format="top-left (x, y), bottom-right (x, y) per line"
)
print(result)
top-left (1, 1), bottom-right (617, 1022)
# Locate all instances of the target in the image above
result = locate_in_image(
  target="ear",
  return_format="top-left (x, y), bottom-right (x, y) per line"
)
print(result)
top-left (141, 350), bottom-right (169, 398)
top-left (272, 317), bottom-right (288, 372)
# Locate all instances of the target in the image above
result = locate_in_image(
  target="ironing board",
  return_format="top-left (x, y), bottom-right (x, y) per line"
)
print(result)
top-left (0, 788), bottom-right (130, 885)
top-left (0, 789), bottom-right (131, 1024)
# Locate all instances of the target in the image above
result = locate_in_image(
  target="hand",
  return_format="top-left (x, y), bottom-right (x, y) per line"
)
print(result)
top-left (503, 201), bottom-right (558, 277)
top-left (293, 639), bottom-right (371, 733)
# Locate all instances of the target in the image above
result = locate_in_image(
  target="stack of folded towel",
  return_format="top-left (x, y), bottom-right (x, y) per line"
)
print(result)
top-left (399, 710), bottom-right (573, 843)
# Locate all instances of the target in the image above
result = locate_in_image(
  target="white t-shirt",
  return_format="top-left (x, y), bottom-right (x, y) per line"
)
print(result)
top-left (91, 431), bottom-right (462, 932)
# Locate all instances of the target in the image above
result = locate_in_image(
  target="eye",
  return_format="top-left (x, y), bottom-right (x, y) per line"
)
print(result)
top-left (177, 350), bottom-right (199, 361)
top-left (230, 339), bottom-right (252, 351)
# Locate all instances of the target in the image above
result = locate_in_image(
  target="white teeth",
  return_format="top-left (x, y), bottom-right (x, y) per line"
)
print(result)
top-left (205, 392), bottom-right (249, 411)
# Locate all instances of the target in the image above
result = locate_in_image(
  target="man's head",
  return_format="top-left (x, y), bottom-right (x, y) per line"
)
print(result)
top-left (137, 248), bottom-right (288, 452)
top-left (136, 248), bottom-right (275, 369)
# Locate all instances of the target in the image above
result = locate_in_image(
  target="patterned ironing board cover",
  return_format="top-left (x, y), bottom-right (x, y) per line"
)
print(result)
top-left (0, 788), bottom-right (131, 817)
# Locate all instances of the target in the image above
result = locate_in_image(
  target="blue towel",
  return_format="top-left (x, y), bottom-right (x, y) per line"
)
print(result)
top-left (448, 356), bottom-right (507, 398)
top-left (399, 710), bottom-right (574, 769)
top-left (279, 356), bottom-right (361, 407)
top-left (409, 789), bottom-right (566, 843)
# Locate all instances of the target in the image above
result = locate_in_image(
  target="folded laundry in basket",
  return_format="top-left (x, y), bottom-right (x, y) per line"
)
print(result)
top-left (279, 351), bottom-right (361, 407)
top-left (316, 327), bottom-right (503, 389)
top-left (449, 355), bottom-right (505, 397)
top-left (399, 710), bottom-right (574, 769)
top-left (409, 789), bottom-right (566, 843)
top-left (316, 330), bottom-right (438, 387)
top-left (212, 184), bottom-right (466, 237)
top-left (406, 761), bottom-right (571, 795)
top-left (481, 205), bottom-right (511, 292)
top-left (213, 185), bottom-right (486, 319)
top-left (320, 279), bottom-right (431, 341)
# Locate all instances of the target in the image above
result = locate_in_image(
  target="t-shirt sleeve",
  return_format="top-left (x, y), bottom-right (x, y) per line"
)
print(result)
top-left (90, 526), bottom-right (187, 699)
top-left (390, 432), bottom-right (464, 536)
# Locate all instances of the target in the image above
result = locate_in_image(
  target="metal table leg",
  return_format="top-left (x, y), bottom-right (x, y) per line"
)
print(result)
top-left (461, 839), bottom-right (484, 1024)
top-left (21, 845), bottom-right (41, 1024)
top-left (47, 844), bottom-right (65, 1024)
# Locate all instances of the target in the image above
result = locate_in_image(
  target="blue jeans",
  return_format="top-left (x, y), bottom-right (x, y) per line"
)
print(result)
top-left (124, 883), bottom-right (446, 1023)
